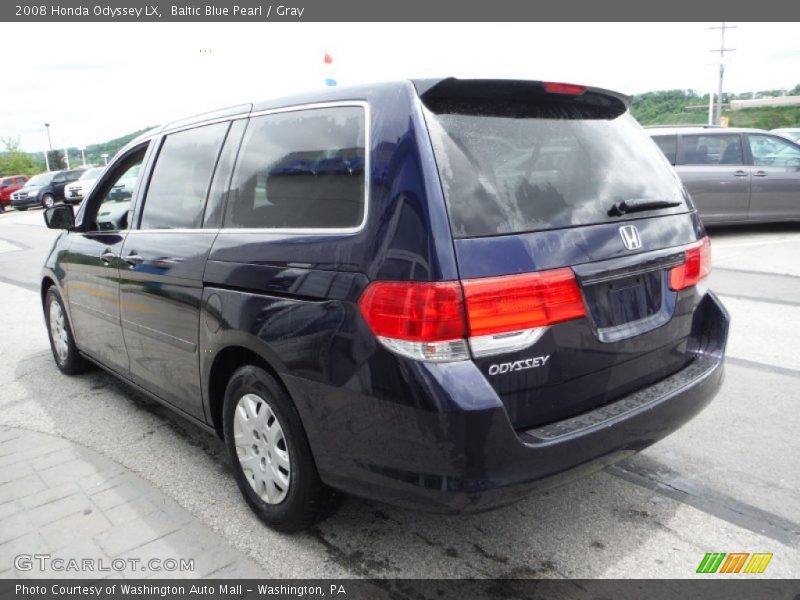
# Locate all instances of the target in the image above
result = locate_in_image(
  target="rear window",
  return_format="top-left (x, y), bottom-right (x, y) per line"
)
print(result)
top-left (423, 96), bottom-right (687, 238)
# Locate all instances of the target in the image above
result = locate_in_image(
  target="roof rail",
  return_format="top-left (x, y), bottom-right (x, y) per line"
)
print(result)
top-left (643, 124), bottom-right (723, 129)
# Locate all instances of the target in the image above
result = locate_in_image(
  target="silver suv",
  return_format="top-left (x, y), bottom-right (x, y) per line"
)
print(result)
top-left (647, 126), bottom-right (800, 225)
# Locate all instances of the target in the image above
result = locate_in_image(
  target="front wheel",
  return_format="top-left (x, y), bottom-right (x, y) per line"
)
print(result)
top-left (44, 288), bottom-right (91, 375)
top-left (41, 194), bottom-right (55, 209)
top-left (222, 365), bottom-right (340, 532)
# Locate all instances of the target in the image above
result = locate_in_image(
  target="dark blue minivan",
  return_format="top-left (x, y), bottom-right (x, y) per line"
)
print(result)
top-left (40, 79), bottom-right (729, 531)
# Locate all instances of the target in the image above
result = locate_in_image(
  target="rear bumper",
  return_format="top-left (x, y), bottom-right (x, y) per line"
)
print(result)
top-left (298, 292), bottom-right (729, 513)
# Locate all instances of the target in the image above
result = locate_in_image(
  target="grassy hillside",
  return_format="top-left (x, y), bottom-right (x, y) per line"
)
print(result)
top-left (631, 89), bottom-right (800, 128)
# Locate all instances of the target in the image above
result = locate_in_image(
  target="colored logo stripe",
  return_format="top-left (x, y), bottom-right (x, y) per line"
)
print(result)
top-left (697, 553), bottom-right (726, 573)
top-left (696, 552), bottom-right (773, 574)
top-left (719, 553), bottom-right (749, 573)
top-left (744, 553), bottom-right (773, 574)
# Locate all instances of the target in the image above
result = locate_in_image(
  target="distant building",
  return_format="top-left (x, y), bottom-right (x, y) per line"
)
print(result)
top-left (730, 96), bottom-right (800, 110)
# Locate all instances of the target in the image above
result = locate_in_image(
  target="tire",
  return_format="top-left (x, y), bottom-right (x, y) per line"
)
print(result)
top-left (44, 287), bottom-right (91, 375)
top-left (41, 194), bottom-right (55, 209)
top-left (222, 365), bottom-right (340, 532)
top-left (16, 207), bottom-right (27, 211)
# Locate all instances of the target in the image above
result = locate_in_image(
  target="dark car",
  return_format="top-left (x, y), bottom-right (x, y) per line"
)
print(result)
top-left (11, 168), bottom-right (86, 210)
top-left (40, 79), bottom-right (729, 532)
top-left (647, 126), bottom-right (800, 225)
top-left (0, 175), bottom-right (28, 211)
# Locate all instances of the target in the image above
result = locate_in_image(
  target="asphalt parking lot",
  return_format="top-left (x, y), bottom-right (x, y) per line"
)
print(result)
top-left (0, 206), bottom-right (798, 579)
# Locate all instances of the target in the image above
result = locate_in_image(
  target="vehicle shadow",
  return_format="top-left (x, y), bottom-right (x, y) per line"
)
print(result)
top-left (9, 350), bottom-right (680, 579)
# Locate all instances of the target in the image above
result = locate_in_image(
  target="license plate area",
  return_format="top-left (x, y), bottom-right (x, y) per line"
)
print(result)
top-left (573, 249), bottom-right (685, 343)
top-left (584, 272), bottom-right (663, 328)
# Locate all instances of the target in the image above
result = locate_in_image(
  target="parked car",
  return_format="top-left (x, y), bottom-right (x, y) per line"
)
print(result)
top-left (40, 79), bottom-right (729, 532)
top-left (10, 168), bottom-right (86, 210)
top-left (63, 167), bottom-right (105, 204)
top-left (771, 128), bottom-right (800, 144)
top-left (0, 175), bottom-right (28, 211)
top-left (647, 126), bottom-right (800, 224)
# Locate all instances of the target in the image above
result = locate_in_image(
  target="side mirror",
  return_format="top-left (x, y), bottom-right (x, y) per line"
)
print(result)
top-left (44, 205), bottom-right (75, 230)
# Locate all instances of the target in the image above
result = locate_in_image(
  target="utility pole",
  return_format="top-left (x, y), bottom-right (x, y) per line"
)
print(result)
top-left (709, 22), bottom-right (736, 126)
top-left (44, 123), bottom-right (53, 171)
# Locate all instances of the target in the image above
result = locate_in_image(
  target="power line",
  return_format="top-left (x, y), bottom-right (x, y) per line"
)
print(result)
top-left (709, 22), bottom-right (736, 125)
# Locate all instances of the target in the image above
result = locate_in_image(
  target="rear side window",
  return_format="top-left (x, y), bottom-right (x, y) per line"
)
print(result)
top-left (651, 135), bottom-right (677, 165)
top-left (424, 103), bottom-right (686, 238)
top-left (680, 134), bottom-right (743, 166)
top-left (225, 105), bottom-right (366, 230)
top-left (140, 122), bottom-right (229, 230)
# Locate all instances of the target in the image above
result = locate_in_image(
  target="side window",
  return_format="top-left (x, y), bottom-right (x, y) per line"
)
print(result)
top-left (17, 177), bottom-right (26, 185)
top-left (139, 122), bottom-right (229, 230)
top-left (651, 135), bottom-right (677, 165)
top-left (747, 135), bottom-right (800, 167)
top-left (89, 152), bottom-right (145, 232)
top-left (225, 105), bottom-right (366, 230)
top-left (52, 173), bottom-right (66, 183)
top-left (680, 134), bottom-right (743, 166)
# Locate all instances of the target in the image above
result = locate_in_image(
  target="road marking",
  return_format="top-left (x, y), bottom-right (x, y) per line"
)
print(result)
top-left (712, 237), bottom-right (800, 249)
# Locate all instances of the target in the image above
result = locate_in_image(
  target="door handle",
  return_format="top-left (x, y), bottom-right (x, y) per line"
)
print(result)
top-left (100, 251), bottom-right (116, 264)
top-left (124, 252), bottom-right (144, 267)
top-left (753, 171), bottom-right (768, 177)
top-left (733, 170), bottom-right (748, 177)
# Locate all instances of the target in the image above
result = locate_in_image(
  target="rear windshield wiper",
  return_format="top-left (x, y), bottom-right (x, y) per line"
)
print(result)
top-left (608, 198), bottom-right (682, 217)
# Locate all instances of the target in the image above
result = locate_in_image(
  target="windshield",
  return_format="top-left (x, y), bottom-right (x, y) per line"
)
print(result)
top-left (26, 173), bottom-right (53, 186)
top-left (80, 167), bottom-right (105, 180)
top-left (425, 110), bottom-right (688, 238)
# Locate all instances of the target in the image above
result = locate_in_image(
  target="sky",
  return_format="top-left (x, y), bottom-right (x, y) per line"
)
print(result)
top-left (1, 22), bottom-right (799, 152)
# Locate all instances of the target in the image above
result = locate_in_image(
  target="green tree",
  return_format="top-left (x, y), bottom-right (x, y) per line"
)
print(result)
top-left (0, 136), bottom-right (41, 177)
top-left (47, 150), bottom-right (66, 171)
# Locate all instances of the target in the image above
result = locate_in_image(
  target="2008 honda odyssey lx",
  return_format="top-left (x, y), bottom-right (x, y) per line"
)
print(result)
top-left (40, 79), bottom-right (729, 532)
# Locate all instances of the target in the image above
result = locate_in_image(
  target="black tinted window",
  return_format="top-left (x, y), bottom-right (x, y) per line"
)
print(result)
top-left (88, 149), bottom-right (146, 232)
top-left (680, 134), bottom-right (743, 165)
top-left (140, 122), bottom-right (229, 229)
top-left (651, 135), bottom-right (677, 165)
top-left (225, 106), bottom-right (365, 230)
top-left (425, 110), bottom-right (686, 238)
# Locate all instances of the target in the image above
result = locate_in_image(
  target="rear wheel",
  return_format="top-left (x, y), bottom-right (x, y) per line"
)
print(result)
top-left (222, 365), bottom-right (339, 532)
top-left (41, 194), bottom-right (55, 209)
top-left (44, 288), bottom-right (91, 375)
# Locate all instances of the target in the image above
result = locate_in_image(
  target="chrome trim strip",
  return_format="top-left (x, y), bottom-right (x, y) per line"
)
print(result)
top-left (469, 327), bottom-right (547, 358)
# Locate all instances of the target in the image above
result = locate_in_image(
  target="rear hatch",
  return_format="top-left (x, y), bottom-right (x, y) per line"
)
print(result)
top-left (418, 79), bottom-right (707, 430)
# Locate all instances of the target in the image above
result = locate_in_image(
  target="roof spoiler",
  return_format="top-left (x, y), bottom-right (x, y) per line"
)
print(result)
top-left (412, 78), bottom-right (631, 119)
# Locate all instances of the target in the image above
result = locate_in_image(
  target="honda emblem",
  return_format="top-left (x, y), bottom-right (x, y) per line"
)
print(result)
top-left (619, 225), bottom-right (642, 250)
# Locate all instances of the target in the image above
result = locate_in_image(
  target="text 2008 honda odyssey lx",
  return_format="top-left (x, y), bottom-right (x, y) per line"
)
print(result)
top-left (40, 79), bottom-right (729, 531)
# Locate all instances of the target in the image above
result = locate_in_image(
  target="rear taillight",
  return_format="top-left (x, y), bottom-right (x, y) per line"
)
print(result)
top-left (543, 82), bottom-right (587, 96)
top-left (669, 237), bottom-right (711, 291)
top-left (358, 268), bottom-right (587, 362)
top-left (461, 268), bottom-right (586, 337)
top-left (357, 281), bottom-right (469, 361)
